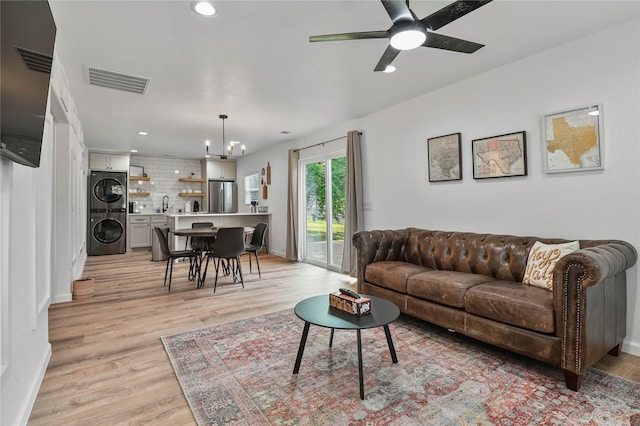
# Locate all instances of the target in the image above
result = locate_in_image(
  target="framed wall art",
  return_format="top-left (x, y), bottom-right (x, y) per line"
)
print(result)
top-left (543, 104), bottom-right (603, 173)
top-left (129, 165), bottom-right (144, 177)
top-left (472, 131), bottom-right (527, 179)
top-left (427, 132), bottom-right (462, 182)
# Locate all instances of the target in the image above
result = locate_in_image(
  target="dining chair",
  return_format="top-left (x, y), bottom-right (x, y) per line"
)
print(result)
top-left (245, 222), bottom-right (268, 278)
top-left (154, 227), bottom-right (199, 292)
top-left (203, 227), bottom-right (245, 292)
top-left (188, 222), bottom-right (214, 280)
top-left (185, 222), bottom-right (214, 249)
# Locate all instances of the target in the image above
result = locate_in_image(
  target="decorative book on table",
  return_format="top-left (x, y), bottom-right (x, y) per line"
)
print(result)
top-left (329, 291), bottom-right (371, 316)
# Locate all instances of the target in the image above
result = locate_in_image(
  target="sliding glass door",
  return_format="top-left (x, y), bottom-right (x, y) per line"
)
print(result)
top-left (301, 153), bottom-right (346, 271)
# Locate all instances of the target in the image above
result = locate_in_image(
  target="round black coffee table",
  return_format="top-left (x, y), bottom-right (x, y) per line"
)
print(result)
top-left (292, 294), bottom-right (400, 399)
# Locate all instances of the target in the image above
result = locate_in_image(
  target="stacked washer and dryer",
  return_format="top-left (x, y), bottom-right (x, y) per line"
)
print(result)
top-left (88, 171), bottom-right (127, 255)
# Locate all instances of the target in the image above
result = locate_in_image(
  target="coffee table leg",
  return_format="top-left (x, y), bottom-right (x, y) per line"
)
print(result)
top-left (293, 322), bottom-right (310, 374)
top-left (329, 328), bottom-right (335, 347)
top-left (357, 329), bottom-right (364, 400)
top-left (383, 324), bottom-right (398, 363)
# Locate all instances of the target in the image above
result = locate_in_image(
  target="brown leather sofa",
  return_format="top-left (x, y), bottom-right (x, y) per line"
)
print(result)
top-left (352, 228), bottom-right (637, 391)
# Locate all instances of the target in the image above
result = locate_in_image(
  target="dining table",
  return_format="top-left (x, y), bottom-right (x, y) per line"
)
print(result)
top-left (171, 226), bottom-right (254, 288)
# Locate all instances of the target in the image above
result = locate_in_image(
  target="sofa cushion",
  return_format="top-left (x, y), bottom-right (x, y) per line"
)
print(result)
top-left (407, 271), bottom-right (496, 308)
top-left (464, 281), bottom-right (555, 334)
top-left (523, 240), bottom-right (580, 290)
top-left (365, 261), bottom-right (432, 294)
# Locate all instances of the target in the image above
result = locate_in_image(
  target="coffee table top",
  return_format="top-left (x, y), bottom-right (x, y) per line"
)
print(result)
top-left (294, 294), bottom-right (400, 330)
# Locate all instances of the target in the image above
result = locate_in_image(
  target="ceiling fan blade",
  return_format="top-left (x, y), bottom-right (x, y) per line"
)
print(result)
top-left (374, 45), bottom-right (401, 72)
top-left (422, 32), bottom-right (485, 53)
top-left (381, 0), bottom-right (414, 23)
top-left (309, 30), bottom-right (387, 43)
top-left (421, 0), bottom-right (493, 31)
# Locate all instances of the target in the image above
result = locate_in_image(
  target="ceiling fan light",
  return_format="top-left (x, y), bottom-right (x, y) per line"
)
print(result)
top-left (191, 1), bottom-right (216, 17)
top-left (390, 29), bottom-right (426, 50)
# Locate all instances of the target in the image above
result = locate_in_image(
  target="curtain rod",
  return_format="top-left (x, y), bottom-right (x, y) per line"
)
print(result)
top-left (293, 132), bottom-right (362, 153)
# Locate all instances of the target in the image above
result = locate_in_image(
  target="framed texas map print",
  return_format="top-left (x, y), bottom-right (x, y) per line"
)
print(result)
top-left (427, 133), bottom-right (462, 182)
top-left (472, 131), bottom-right (527, 179)
top-left (543, 104), bottom-right (603, 173)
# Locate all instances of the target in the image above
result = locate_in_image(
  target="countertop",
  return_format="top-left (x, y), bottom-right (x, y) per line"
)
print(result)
top-left (129, 212), bottom-right (166, 216)
top-left (165, 212), bottom-right (270, 217)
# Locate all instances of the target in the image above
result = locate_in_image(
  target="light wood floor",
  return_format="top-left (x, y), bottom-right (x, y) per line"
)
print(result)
top-left (29, 251), bottom-right (640, 425)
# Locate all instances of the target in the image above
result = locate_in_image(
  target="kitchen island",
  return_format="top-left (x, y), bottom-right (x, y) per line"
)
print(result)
top-left (166, 212), bottom-right (271, 252)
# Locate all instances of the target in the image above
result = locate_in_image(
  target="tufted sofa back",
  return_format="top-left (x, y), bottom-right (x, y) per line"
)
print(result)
top-left (354, 228), bottom-right (611, 283)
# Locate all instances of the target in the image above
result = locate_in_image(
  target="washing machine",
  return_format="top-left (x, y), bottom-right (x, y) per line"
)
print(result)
top-left (88, 171), bottom-right (127, 255)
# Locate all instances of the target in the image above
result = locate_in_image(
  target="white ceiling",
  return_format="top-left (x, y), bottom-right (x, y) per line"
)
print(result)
top-left (49, 0), bottom-right (639, 159)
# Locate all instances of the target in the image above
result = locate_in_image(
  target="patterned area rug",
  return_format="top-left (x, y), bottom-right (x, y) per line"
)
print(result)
top-left (162, 309), bottom-right (640, 425)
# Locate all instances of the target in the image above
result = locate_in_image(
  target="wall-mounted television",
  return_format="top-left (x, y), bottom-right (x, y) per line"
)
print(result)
top-left (1, 1), bottom-right (57, 168)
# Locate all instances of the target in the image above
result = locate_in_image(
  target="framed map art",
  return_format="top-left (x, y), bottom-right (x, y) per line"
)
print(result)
top-left (472, 131), bottom-right (527, 179)
top-left (427, 133), bottom-right (462, 182)
top-left (543, 104), bottom-right (603, 173)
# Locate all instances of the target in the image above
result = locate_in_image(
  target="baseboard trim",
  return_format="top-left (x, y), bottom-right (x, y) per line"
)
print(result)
top-left (51, 293), bottom-right (72, 304)
top-left (17, 342), bottom-right (51, 426)
top-left (622, 340), bottom-right (640, 357)
top-left (270, 249), bottom-right (285, 258)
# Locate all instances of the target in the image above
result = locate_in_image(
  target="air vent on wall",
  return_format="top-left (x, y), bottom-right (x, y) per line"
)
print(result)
top-left (84, 65), bottom-right (150, 95)
top-left (14, 46), bottom-right (53, 74)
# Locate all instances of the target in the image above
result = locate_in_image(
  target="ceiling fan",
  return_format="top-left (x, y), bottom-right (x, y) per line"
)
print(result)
top-left (309, 0), bottom-right (493, 72)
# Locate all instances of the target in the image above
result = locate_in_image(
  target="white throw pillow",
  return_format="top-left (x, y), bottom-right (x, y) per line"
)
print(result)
top-left (523, 241), bottom-right (580, 290)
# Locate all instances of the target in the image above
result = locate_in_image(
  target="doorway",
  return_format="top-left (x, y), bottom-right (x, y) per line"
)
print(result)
top-left (301, 153), bottom-right (346, 271)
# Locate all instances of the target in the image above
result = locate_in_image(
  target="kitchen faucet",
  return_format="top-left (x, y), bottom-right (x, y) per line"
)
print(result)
top-left (162, 195), bottom-right (169, 213)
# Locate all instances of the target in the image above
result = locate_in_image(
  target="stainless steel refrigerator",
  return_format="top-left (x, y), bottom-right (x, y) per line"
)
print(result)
top-left (208, 180), bottom-right (238, 213)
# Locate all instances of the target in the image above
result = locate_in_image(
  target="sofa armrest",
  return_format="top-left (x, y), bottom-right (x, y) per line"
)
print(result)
top-left (553, 241), bottom-right (637, 377)
top-left (352, 229), bottom-right (410, 292)
top-left (555, 242), bottom-right (637, 289)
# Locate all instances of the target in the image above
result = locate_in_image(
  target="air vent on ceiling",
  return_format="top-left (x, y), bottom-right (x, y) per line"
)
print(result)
top-left (84, 66), bottom-right (150, 95)
top-left (14, 46), bottom-right (53, 74)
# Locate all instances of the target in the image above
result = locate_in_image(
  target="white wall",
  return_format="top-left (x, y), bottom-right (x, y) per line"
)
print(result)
top-left (0, 136), bottom-right (54, 425)
top-left (240, 19), bottom-right (640, 354)
top-left (0, 52), bottom-right (86, 424)
top-left (237, 152), bottom-right (285, 256)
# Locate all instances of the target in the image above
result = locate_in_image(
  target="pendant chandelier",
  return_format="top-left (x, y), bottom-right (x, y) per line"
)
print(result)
top-left (205, 114), bottom-right (245, 160)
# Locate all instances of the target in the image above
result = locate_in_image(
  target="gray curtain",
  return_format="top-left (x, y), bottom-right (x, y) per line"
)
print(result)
top-left (341, 131), bottom-right (363, 276)
top-left (285, 148), bottom-right (299, 260)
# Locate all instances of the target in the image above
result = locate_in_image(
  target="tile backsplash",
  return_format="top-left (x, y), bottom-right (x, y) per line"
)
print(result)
top-left (129, 155), bottom-right (203, 213)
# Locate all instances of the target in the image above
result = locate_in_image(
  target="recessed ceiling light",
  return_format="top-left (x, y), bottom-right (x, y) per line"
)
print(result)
top-left (130, 149), bottom-right (138, 153)
top-left (191, 1), bottom-right (216, 17)
top-left (383, 65), bottom-right (396, 73)
top-left (138, 131), bottom-right (148, 136)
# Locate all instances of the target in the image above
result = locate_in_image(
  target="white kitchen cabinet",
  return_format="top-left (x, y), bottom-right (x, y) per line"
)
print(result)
top-left (90, 152), bottom-right (130, 172)
top-left (205, 159), bottom-right (236, 180)
top-left (129, 215), bottom-right (168, 249)
top-left (129, 215), bottom-right (151, 248)
top-left (150, 215), bottom-right (168, 230)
